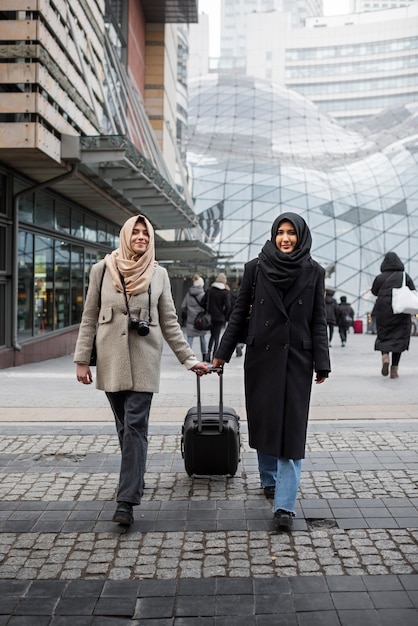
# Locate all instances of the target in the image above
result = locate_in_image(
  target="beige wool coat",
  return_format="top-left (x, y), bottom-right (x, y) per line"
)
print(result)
top-left (74, 260), bottom-right (199, 392)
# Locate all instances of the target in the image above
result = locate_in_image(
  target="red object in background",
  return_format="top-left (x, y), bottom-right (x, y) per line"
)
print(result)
top-left (353, 319), bottom-right (363, 334)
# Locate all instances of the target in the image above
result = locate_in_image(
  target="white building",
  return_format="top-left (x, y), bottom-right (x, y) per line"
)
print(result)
top-left (220, 0), bottom-right (323, 71)
top-left (350, 0), bottom-right (418, 11)
top-left (246, 5), bottom-right (418, 123)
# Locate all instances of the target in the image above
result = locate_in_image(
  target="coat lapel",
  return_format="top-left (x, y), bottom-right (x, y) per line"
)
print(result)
top-left (258, 270), bottom-right (288, 318)
top-left (284, 261), bottom-right (315, 311)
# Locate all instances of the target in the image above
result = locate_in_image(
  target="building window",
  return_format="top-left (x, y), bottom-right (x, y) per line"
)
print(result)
top-left (71, 246), bottom-right (84, 325)
top-left (34, 235), bottom-right (54, 335)
top-left (18, 231), bottom-right (34, 339)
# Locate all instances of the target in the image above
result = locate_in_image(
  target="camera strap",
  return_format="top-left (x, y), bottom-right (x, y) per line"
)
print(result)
top-left (119, 273), bottom-right (152, 323)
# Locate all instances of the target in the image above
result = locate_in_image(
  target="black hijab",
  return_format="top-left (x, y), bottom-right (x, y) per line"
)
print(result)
top-left (258, 212), bottom-right (312, 290)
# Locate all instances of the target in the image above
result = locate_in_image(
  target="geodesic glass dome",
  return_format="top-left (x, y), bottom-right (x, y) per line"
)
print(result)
top-left (187, 74), bottom-right (418, 316)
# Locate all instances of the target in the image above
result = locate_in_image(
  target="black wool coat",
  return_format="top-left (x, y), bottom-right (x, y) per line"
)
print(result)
top-left (215, 257), bottom-right (330, 459)
top-left (371, 267), bottom-right (414, 353)
top-left (202, 285), bottom-right (231, 323)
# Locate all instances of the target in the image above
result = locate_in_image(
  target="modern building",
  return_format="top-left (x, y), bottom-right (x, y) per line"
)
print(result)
top-left (187, 74), bottom-right (418, 315)
top-left (349, 0), bottom-right (418, 11)
top-left (0, 0), bottom-right (213, 368)
top-left (246, 4), bottom-right (418, 124)
top-left (219, 0), bottom-right (323, 72)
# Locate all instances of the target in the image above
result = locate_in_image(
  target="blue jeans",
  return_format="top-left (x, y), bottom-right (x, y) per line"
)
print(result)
top-left (187, 334), bottom-right (207, 354)
top-left (106, 390), bottom-right (153, 505)
top-left (257, 451), bottom-right (302, 515)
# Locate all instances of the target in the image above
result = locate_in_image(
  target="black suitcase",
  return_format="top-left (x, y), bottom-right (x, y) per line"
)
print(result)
top-left (181, 368), bottom-right (240, 476)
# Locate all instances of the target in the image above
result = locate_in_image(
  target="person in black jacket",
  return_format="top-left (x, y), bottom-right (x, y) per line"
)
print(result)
top-left (336, 296), bottom-right (355, 347)
top-left (325, 289), bottom-right (338, 346)
top-left (213, 212), bottom-right (330, 531)
top-left (371, 251), bottom-right (415, 378)
top-left (202, 273), bottom-right (231, 360)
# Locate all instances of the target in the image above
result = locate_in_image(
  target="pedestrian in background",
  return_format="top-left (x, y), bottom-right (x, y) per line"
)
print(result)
top-left (229, 278), bottom-right (245, 357)
top-left (325, 288), bottom-right (338, 346)
top-left (74, 215), bottom-right (209, 527)
top-left (371, 251), bottom-right (414, 379)
top-left (336, 296), bottom-right (355, 347)
top-left (181, 274), bottom-right (210, 362)
top-left (202, 272), bottom-right (231, 360)
top-left (213, 212), bottom-right (330, 531)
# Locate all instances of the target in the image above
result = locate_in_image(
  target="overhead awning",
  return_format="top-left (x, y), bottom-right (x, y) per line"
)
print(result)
top-left (78, 135), bottom-right (201, 231)
top-left (155, 239), bottom-right (215, 261)
top-left (1, 130), bottom-right (215, 263)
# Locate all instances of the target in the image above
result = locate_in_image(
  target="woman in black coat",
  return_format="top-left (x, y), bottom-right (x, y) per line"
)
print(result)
top-left (213, 212), bottom-right (330, 531)
top-left (371, 251), bottom-right (414, 379)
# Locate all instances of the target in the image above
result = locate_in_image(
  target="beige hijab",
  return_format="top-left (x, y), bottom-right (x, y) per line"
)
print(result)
top-left (105, 214), bottom-right (156, 295)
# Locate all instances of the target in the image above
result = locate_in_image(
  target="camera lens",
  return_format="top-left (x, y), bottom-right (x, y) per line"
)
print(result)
top-left (137, 321), bottom-right (149, 336)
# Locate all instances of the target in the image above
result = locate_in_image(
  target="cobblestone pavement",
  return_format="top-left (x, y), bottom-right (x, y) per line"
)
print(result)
top-left (0, 333), bottom-right (417, 623)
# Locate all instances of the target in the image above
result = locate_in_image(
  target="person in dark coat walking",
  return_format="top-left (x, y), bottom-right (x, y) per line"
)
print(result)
top-left (371, 251), bottom-right (414, 378)
top-left (325, 289), bottom-right (338, 346)
top-left (213, 212), bottom-right (330, 531)
top-left (336, 296), bottom-right (354, 347)
top-left (181, 275), bottom-right (210, 361)
top-left (202, 273), bottom-right (231, 359)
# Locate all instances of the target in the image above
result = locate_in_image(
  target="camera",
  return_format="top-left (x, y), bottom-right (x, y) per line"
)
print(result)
top-left (129, 317), bottom-right (150, 336)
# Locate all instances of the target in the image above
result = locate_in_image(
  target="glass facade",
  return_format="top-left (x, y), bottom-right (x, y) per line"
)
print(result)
top-left (13, 180), bottom-right (120, 342)
top-left (187, 74), bottom-right (418, 315)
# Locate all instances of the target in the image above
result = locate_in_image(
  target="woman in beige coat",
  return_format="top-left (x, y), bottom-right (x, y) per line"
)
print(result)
top-left (75, 215), bottom-right (208, 526)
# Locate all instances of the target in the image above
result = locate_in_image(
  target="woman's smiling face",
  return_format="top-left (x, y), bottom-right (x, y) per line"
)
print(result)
top-left (130, 220), bottom-right (150, 256)
top-left (275, 220), bottom-right (297, 254)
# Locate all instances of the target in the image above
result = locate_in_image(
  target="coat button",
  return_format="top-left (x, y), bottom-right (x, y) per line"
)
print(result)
top-left (123, 311), bottom-right (128, 315)
top-left (260, 299), bottom-right (265, 304)
top-left (298, 299), bottom-right (303, 305)
top-left (283, 344), bottom-right (289, 349)
top-left (266, 344), bottom-right (270, 350)
top-left (264, 321), bottom-right (270, 326)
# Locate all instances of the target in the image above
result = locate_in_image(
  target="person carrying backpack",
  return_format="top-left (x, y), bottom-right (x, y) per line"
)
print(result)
top-left (336, 296), bottom-right (354, 347)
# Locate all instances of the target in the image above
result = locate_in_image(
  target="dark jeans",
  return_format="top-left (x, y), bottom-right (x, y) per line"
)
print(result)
top-left (106, 390), bottom-right (153, 505)
top-left (339, 326), bottom-right (348, 343)
top-left (208, 321), bottom-right (224, 355)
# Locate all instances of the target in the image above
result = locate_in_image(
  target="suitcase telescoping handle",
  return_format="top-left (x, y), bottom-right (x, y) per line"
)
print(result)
top-left (196, 366), bottom-right (224, 434)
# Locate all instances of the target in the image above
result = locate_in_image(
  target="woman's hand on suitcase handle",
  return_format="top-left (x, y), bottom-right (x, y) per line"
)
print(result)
top-left (191, 362), bottom-right (210, 376)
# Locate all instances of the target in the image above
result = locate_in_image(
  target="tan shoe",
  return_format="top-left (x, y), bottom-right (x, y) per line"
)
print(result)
top-left (390, 366), bottom-right (399, 379)
top-left (381, 354), bottom-right (389, 376)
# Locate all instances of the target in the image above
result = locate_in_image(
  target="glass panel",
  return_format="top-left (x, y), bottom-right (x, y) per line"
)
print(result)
top-left (72, 209), bottom-right (84, 238)
top-left (85, 215), bottom-right (98, 242)
top-left (17, 231), bottom-right (34, 340)
top-left (71, 246), bottom-right (84, 325)
top-left (0, 283), bottom-right (5, 346)
top-left (0, 172), bottom-right (7, 216)
top-left (19, 193), bottom-right (34, 223)
top-left (34, 235), bottom-right (54, 335)
top-left (0, 225), bottom-right (6, 272)
top-left (34, 192), bottom-right (54, 228)
top-left (98, 223), bottom-right (108, 243)
top-left (54, 241), bottom-right (70, 329)
top-left (55, 203), bottom-right (71, 234)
